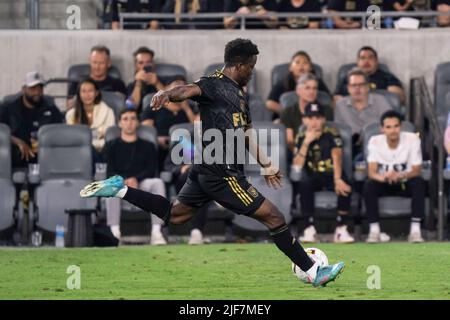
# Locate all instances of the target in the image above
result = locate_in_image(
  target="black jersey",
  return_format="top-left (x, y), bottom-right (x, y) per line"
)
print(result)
top-left (191, 71), bottom-right (252, 177)
top-left (295, 126), bottom-right (343, 175)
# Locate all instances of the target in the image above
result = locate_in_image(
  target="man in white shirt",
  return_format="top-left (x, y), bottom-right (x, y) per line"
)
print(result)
top-left (363, 110), bottom-right (425, 243)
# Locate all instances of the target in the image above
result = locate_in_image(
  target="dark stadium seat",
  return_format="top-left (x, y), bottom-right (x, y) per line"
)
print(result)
top-left (204, 63), bottom-right (258, 96)
top-left (142, 93), bottom-right (155, 112)
top-left (101, 90), bottom-right (125, 121)
top-left (155, 63), bottom-right (188, 84)
top-left (270, 62), bottom-right (324, 87)
top-left (373, 89), bottom-right (402, 114)
top-left (235, 121), bottom-right (292, 231)
top-left (248, 94), bottom-right (272, 122)
top-left (360, 121), bottom-right (430, 218)
top-left (0, 124), bottom-right (17, 231)
top-left (30, 124), bottom-right (97, 232)
top-left (279, 90), bottom-right (332, 111)
top-left (434, 61), bottom-right (450, 118)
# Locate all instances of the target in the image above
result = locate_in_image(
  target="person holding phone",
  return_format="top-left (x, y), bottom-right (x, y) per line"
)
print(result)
top-left (127, 47), bottom-right (165, 114)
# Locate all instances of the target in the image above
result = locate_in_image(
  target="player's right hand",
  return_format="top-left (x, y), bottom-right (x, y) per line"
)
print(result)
top-left (150, 90), bottom-right (170, 110)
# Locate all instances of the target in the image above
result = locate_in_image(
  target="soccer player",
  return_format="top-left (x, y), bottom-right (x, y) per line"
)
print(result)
top-left (80, 38), bottom-right (344, 287)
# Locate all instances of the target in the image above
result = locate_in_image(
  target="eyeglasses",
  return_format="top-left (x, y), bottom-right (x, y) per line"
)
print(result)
top-left (348, 82), bottom-right (368, 88)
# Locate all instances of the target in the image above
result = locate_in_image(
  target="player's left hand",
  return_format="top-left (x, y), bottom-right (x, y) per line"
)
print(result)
top-left (262, 166), bottom-right (283, 189)
top-left (151, 90), bottom-right (170, 110)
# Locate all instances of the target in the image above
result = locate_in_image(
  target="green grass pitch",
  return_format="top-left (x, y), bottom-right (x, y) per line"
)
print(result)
top-left (1, 243), bottom-right (450, 300)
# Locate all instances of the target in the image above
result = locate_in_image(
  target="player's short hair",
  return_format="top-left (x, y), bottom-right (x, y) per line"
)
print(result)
top-left (224, 38), bottom-right (259, 66)
top-left (358, 46), bottom-right (378, 60)
top-left (347, 67), bottom-right (369, 83)
top-left (119, 108), bottom-right (139, 121)
top-left (381, 110), bottom-right (403, 126)
top-left (90, 45), bottom-right (111, 57)
top-left (133, 46), bottom-right (155, 60)
top-left (297, 73), bottom-right (318, 86)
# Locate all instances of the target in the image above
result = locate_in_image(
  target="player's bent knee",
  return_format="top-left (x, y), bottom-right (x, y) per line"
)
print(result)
top-left (252, 200), bottom-right (286, 229)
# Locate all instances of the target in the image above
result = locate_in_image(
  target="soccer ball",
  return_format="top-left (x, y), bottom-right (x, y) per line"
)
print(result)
top-left (292, 247), bottom-right (329, 282)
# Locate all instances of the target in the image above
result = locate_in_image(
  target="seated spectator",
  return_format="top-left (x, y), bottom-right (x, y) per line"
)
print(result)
top-left (334, 46), bottom-right (405, 104)
top-left (334, 68), bottom-right (392, 159)
top-left (68, 45), bottom-right (127, 101)
top-left (65, 78), bottom-right (116, 160)
top-left (277, 0), bottom-right (322, 29)
top-left (292, 102), bottom-right (354, 243)
top-left (162, 0), bottom-right (225, 29)
top-left (327, 0), bottom-right (370, 29)
top-left (141, 75), bottom-right (196, 169)
top-left (126, 47), bottom-right (165, 114)
top-left (363, 110), bottom-right (425, 243)
top-left (0, 71), bottom-right (63, 167)
top-left (280, 73), bottom-right (333, 151)
top-left (104, 108), bottom-right (167, 245)
top-left (266, 51), bottom-right (330, 117)
top-left (105, 0), bottom-right (162, 30)
top-left (224, 0), bottom-right (278, 29)
top-left (437, 0), bottom-right (450, 27)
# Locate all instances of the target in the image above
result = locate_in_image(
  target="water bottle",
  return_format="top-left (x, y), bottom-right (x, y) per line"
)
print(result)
top-left (125, 97), bottom-right (137, 109)
top-left (55, 224), bottom-right (65, 248)
top-left (446, 156), bottom-right (450, 170)
top-left (384, 17), bottom-right (394, 29)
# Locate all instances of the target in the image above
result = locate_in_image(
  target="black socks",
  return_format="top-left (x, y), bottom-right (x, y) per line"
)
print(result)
top-left (123, 187), bottom-right (172, 223)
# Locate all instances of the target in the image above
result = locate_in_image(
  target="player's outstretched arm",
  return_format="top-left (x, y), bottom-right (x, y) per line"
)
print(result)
top-left (150, 84), bottom-right (201, 110)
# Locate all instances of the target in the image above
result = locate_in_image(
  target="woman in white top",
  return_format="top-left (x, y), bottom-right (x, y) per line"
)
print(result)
top-left (66, 78), bottom-right (116, 154)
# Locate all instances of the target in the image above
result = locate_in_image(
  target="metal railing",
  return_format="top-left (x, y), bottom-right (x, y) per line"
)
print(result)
top-left (119, 11), bottom-right (450, 30)
top-left (26, 0), bottom-right (40, 29)
top-left (410, 76), bottom-right (446, 240)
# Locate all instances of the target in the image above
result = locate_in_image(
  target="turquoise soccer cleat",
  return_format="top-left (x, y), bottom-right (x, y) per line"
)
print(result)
top-left (80, 175), bottom-right (125, 198)
top-left (312, 262), bottom-right (345, 287)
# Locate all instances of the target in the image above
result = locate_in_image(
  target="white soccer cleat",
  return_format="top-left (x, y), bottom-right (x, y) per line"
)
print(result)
top-left (299, 225), bottom-right (317, 243)
top-left (333, 225), bottom-right (355, 243)
top-left (188, 229), bottom-right (204, 245)
top-left (110, 225), bottom-right (121, 240)
top-left (151, 229), bottom-right (167, 245)
top-left (366, 232), bottom-right (391, 243)
top-left (408, 231), bottom-right (425, 243)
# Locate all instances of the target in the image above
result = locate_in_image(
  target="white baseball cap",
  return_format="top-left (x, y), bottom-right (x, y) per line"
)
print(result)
top-left (24, 71), bottom-right (45, 87)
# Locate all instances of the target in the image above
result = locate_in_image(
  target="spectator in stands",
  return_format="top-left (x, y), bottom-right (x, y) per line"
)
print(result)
top-left (224, 0), bottom-right (278, 29)
top-left (280, 73), bottom-right (333, 151)
top-left (327, 0), bottom-right (370, 29)
top-left (105, 0), bottom-right (163, 30)
top-left (104, 108), bottom-right (167, 244)
top-left (127, 46), bottom-right (165, 114)
top-left (334, 46), bottom-right (405, 104)
top-left (437, 0), bottom-right (450, 27)
top-left (266, 51), bottom-right (330, 117)
top-left (293, 102), bottom-right (354, 243)
top-left (142, 75), bottom-right (196, 169)
top-left (277, 0), bottom-right (322, 29)
top-left (363, 110), bottom-right (425, 243)
top-left (68, 45), bottom-right (127, 101)
top-left (335, 68), bottom-right (392, 159)
top-left (0, 71), bottom-right (63, 167)
top-left (444, 111), bottom-right (450, 154)
top-left (162, 0), bottom-right (225, 29)
top-left (66, 78), bottom-right (116, 160)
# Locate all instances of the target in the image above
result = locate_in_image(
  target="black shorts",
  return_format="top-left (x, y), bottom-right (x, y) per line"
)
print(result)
top-left (177, 170), bottom-right (265, 216)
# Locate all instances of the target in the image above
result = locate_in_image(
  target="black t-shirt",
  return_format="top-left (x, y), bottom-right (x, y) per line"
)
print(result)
top-left (0, 95), bottom-right (63, 145)
top-left (437, 0), bottom-right (450, 5)
top-left (277, 0), bottom-right (322, 29)
top-left (190, 71), bottom-right (252, 177)
top-left (104, 137), bottom-right (158, 181)
top-left (126, 81), bottom-right (157, 113)
top-left (369, 0), bottom-right (395, 11)
top-left (295, 126), bottom-right (343, 175)
top-left (335, 68), bottom-right (403, 96)
top-left (106, 0), bottom-right (163, 29)
top-left (141, 106), bottom-right (190, 136)
top-left (68, 76), bottom-right (127, 98)
top-left (268, 75), bottom-right (331, 103)
top-left (161, 0), bottom-right (225, 29)
top-left (327, 0), bottom-right (370, 22)
top-left (224, 0), bottom-right (278, 28)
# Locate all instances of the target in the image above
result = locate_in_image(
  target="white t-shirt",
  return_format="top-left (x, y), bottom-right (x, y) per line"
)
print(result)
top-left (367, 132), bottom-right (422, 174)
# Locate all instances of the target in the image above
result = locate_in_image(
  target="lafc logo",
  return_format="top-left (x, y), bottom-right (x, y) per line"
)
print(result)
top-left (247, 186), bottom-right (258, 198)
